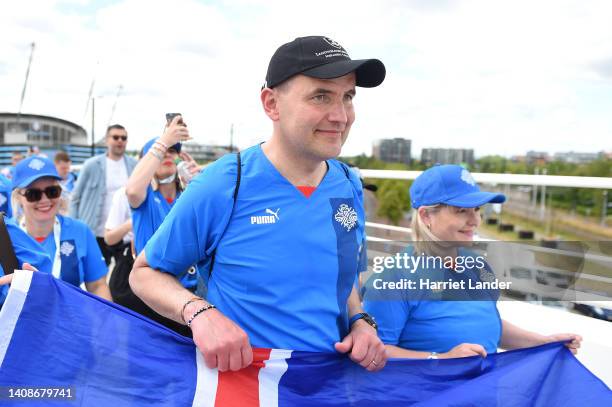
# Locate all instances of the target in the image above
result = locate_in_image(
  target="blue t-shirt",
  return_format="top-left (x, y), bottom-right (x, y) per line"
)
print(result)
top-left (144, 144), bottom-right (366, 351)
top-left (1, 166), bottom-right (15, 181)
top-left (0, 217), bottom-right (53, 303)
top-left (132, 185), bottom-right (199, 290)
top-left (0, 174), bottom-right (12, 218)
top-left (37, 215), bottom-right (108, 286)
top-left (60, 172), bottom-right (77, 193)
top-left (132, 185), bottom-right (181, 255)
top-left (363, 246), bottom-right (502, 354)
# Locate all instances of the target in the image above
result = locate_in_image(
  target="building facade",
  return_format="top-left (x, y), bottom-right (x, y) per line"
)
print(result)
top-left (181, 142), bottom-right (236, 163)
top-left (552, 151), bottom-right (604, 164)
top-left (421, 148), bottom-right (475, 166)
top-left (372, 138), bottom-right (412, 165)
top-left (0, 112), bottom-right (102, 165)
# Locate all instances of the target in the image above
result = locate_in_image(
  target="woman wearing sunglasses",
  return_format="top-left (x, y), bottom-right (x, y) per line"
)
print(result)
top-left (11, 156), bottom-right (111, 300)
top-left (363, 165), bottom-right (581, 359)
top-left (125, 116), bottom-right (202, 335)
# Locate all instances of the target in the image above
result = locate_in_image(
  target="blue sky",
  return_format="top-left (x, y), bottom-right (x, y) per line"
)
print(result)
top-left (1, 0), bottom-right (611, 158)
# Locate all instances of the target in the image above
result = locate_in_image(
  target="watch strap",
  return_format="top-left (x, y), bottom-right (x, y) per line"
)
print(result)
top-left (349, 312), bottom-right (377, 331)
top-left (349, 312), bottom-right (367, 326)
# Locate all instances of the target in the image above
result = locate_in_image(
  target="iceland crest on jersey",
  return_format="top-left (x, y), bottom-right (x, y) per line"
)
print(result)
top-left (334, 203), bottom-right (357, 232)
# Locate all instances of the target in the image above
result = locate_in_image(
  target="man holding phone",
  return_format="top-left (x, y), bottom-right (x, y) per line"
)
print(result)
top-left (70, 124), bottom-right (138, 266)
top-left (131, 36), bottom-right (386, 372)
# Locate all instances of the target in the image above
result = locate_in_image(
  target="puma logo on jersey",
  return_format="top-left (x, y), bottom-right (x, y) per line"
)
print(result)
top-left (265, 208), bottom-right (280, 220)
top-left (251, 208), bottom-right (280, 224)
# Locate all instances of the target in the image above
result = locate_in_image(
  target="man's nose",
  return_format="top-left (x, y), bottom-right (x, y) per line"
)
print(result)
top-left (327, 100), bottom-right (349, 125)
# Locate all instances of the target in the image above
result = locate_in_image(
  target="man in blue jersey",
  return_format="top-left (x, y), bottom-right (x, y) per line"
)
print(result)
top-left (130, 36), bottom-right (387, 372)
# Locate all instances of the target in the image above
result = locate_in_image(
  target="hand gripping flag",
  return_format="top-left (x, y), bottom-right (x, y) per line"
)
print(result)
top-left (0, 271), bottom-right (611, 406)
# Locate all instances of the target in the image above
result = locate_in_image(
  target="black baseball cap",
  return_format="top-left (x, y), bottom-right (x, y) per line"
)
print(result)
top-left (264, 36), bottom-right (386, 89)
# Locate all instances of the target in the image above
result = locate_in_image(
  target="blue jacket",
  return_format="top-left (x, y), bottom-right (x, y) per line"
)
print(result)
top-left (69, 154), bottom-right (137, 233)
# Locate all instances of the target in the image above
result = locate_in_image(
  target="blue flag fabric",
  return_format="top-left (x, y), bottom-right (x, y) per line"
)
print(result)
top-left (0, 271), bottom-right (610, 406)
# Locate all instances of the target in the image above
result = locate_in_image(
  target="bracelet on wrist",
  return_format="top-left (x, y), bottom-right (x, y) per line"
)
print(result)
top-left (187, 304), bottom-right (216, 328)
top-left (149, 149), bottom-right (164, 161)
top-left (156, 139), bottom-right (169, 149)
top-left (152, 142), bottom-right (168, 153)
top-left (180, 297), bottom-right (204, 324)
top-left (151, 145), bottom-right (167, 155)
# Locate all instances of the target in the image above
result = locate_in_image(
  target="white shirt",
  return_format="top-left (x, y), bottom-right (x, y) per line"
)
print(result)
top-left (105, 187), bottom-right (133, 244)
top-left (97, 157), bottom-right (128, 236)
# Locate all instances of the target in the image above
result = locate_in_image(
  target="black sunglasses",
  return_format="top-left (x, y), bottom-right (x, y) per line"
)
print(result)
top-left (21, 185), bottom-right (62, 202)
top-left (111, 135), bottom-right (128, 141)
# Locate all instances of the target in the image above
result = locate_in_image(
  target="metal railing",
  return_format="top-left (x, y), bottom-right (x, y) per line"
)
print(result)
top-left (360, 169), bottom-right (612, 189)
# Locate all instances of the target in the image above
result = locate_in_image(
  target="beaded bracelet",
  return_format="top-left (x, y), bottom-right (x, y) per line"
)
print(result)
top-left (151, 145), bottom-right (167, 156)
top-left (152, 142), bottom-right (167, 153)
top-left (187, 304), bottom-right (217, 328)
top-left (149, 148), bottom-right (164, 161)
top-left (156, 139), bottom-right (169, 149)
top-left (180, 297), bottom-right (204, 324)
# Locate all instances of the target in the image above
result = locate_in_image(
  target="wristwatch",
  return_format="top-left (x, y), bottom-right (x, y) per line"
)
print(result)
top-left (427, 352), bottom-right (439, 360)
top-left (349, 312), bottom-right (378, 331)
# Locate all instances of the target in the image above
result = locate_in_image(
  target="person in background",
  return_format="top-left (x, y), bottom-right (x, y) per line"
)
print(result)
top-left (70, 124), bottom-right (137, 266)
top-left (363, 164), bottom-right (582, 359)
top-left (104, 185), bottom-right (137, 309)
top-left (54, 151), bottom-right (77, 216)
top-left (104, 187), bottom-right (133, 249)
top-left (0, 173), bottom-right (12, 218)
top-left (1, 151), bottom-right (25, 181)
top-left (12, 156), bottom-right (111, 301)
top-left (28, 146), bottom-right (47, 158)
top-left (125, 125), bottom-right (202, 336)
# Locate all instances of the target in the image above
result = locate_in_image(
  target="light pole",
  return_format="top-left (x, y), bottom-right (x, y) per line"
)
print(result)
top-left (539, 168), bottom-right (547, 221)
top-left (90, 97), bottom-right (95, 158)
top-left (602, 190), bottom-right (609, 226)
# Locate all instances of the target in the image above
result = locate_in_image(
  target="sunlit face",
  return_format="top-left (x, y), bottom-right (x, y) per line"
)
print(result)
top-left (155, 148), bottom-right (179, 180)
top-left (18, 177), bottom-right (61, 224)
top-left (55, 160), bottom-right (71, 179)
top-left (427, 205), bottom-right (482, 241)
top-left (106, 129), bottom-right (128, 157)
top-left (12, 153), bottom-right (24, 166)
top-left (273, 73), bottom-right (356, 161)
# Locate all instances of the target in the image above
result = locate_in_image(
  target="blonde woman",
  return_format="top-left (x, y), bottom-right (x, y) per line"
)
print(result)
top-left (10, 156), bottom-right (111, 300)
top-left (363, 164), bottom-right (581, 359)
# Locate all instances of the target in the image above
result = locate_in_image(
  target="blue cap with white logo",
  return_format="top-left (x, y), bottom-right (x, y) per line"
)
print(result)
top-left (12, 156), bottom-right (62, 189)
top-left (409, 164), bottom-right (506, 209)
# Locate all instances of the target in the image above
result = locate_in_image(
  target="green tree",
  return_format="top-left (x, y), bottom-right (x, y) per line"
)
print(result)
top-left (377, 187), bottom-right (404, 225)
top-left (376, 179), bottom-right (411, 225)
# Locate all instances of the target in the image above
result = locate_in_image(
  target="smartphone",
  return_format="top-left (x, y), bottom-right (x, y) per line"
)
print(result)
top-left (165, 113), bottom-right (182, 125)
top-left (165, 113), bottom-right (190, 141)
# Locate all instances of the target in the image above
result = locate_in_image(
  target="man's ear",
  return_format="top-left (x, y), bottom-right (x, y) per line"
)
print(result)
top-left (261, 88), bottom-right (280, 121)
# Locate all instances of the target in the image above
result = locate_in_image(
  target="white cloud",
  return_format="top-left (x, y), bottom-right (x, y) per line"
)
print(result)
top-left (1, 0), bottom-right (611, 158)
